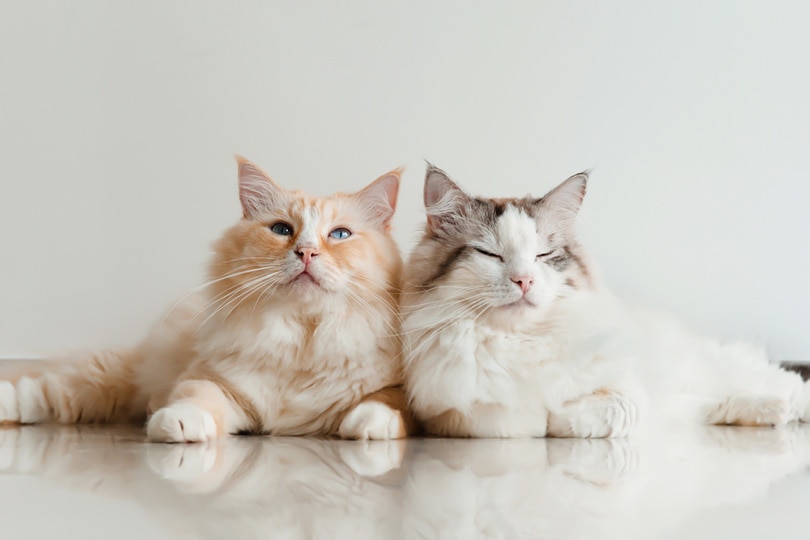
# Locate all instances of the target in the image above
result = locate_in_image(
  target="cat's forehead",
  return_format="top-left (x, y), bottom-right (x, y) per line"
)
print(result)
top-left (283, 192), bottom-right (353, 222)
top-left (468, 198), bottom-right (538, 232)
top-left (468, 197), bottom-right (538, 226)
top-left (484, 197), bottom-right (539, 217)
top-left (493, 205), bottom-right (542, 247)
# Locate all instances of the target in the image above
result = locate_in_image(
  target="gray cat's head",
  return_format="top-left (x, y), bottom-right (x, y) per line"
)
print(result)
top-left (403, 164), bottom-right (593, 324)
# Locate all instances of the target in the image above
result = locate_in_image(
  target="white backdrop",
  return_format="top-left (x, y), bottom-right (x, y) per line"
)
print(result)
top-left (1, 1), bottom-right (808, 360)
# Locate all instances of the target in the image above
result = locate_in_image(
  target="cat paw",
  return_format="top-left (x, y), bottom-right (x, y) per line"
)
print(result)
top-left (708, 396), bottom-right (791, 427)
top-left (147, 404), bottom-right (217, 443)
top-left (0, 382), bottom-right (20, 424)
top-left (338, 439), bottom-right (406, 477)
top-left (16, 377), bottom-right (49, 424)
top-left (548, 391), bottom-right (638, 438)
top-left (338, 402), bottom-right (406, 440)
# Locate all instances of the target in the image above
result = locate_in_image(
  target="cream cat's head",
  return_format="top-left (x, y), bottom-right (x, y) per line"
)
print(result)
top-left (404, 164), bottom-right (592, 325)
top-left (207, 157), bottom-right (402, 316)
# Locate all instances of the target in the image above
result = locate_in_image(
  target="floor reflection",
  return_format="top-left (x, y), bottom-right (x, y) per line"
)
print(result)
top-left (1, 424), bottom-right (809, 539)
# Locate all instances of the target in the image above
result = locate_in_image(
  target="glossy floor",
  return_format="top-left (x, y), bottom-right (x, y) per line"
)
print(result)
top-left (1, 423), bottom-right (809, 539)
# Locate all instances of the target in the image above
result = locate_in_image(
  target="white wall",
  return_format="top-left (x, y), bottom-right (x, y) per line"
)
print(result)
top-left (1, 1), bottom-right (808, 360)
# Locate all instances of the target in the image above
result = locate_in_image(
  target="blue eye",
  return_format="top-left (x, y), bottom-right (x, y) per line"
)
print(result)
top-left (329, 227), bottom-right (352, 240)
top-left (269, 222), bottom-right (293, 236)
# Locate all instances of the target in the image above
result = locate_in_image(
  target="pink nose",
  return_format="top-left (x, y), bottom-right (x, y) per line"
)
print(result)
top-left (511, 275), bottom-right (533, 294)
top-left (296, 246), bottom-right (319, 265)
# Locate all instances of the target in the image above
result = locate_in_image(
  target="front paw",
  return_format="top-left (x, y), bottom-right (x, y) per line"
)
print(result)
top-left (0, 382), bottom-right (20, 424)
top-left (338, 402), bottom-right (406, 440)
top-left (707, 396), bottom-right (791, 427)
top-left (548, 391), bottom-right (638, 438)
top-left (147, 404), bottom-right (217, 443)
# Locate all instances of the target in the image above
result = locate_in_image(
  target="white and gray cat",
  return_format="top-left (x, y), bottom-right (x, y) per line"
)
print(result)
top-left (402, 164), bottom-right (810, 437)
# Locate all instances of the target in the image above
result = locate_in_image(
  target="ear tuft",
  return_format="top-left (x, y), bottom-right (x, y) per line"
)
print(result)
top-left (355, 167), bottom-right (403, 230)
top-left (536, 170), bottom-right (589, 227)
top-left (424, 164), bottom-right (470, 232)
top-left (235, 156), bottom-right (287, 219)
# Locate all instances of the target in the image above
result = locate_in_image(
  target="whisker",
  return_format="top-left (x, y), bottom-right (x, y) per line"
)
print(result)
top-left (401, 297), bottom-right (492, 362)
top-left (161, 264), bottom-right (280, 324)
top-left (399, 294), bottom-right (493, 334)
top-left (342, 288), bottom-right (402, 337)
top-left (221, 276), bottom-right (281, 322)
top-left (193, 270), bottom-right (284, 331)
top-left (188, 267), bottom-right (279, 320)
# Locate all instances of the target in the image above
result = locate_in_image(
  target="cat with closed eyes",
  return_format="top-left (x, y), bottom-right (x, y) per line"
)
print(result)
top-left (0, 157), bottom-right (415, 442)
top-left (402, 164), bottom-right (810, 438)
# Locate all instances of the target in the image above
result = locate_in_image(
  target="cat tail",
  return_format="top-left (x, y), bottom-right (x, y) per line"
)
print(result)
top-left (0, 348), bottom-right (147, 425)
top-left (780, 361), bottom-right (810, 382)
top-left (782, 362), bottom-right (810, 422)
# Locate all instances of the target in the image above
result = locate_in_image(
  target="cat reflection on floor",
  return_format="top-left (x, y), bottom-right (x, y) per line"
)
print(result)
top-left (2, 425), bottom-right (809, 539)
top-left (403, 427), bottom-right (810, 539)
top-left (0, 426), bottom-right (406, 539)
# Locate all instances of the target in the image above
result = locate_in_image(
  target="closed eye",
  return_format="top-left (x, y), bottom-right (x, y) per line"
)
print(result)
top-left (329, 227), bottom-right (352, 240)
top-left (474, 247), bottom-right (504, 261)
top-left (536, 251), bottom-right (554, 259)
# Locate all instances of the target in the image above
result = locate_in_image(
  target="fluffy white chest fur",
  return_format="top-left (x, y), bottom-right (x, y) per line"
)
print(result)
top-left (187, 303), bottom-right (400, 435)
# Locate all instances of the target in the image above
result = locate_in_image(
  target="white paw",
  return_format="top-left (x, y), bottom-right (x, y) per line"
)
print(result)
top-left (338, 402), bottom-right (405, 440)
top-left (746, 398), bottom-right (791, 427)
top-left (0, 382), bottom-right (20, 423)
top-left (338, 439), bottom-right (406, 477)
top-left (550, 392), bottom-right (638, 438)
top-left (708, 396), bottom-right (791, 427)
top-left (17, 377), bottom-right (49, 424)
top-left (147, 404), bottom-right (217, 443)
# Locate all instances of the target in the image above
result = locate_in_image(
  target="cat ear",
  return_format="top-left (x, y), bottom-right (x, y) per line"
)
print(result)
top-left (536, 170), bottom-right (589, 225)
top-left (424, 164), bottom-right (470, 231)
top-left (354, 168), bottom-right (402, 230)
top-left (236, 156), bottom-right (287, 220)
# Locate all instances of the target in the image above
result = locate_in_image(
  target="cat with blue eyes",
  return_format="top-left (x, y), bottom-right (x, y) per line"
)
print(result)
top-left (401, 165), bottom-right (810, 437)
top-left (0, 157), bottom-right (415, 441)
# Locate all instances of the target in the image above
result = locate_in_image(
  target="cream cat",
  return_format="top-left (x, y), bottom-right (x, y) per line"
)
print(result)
top-left (0, 157), bottom-right (415, 441)
top-left (402, 164), bottom-right (810, 438)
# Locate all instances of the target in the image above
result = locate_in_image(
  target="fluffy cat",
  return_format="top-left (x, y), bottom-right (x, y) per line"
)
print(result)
top-left (401, 164), bottom-right (810, 438)
top-left (0, 157), bottom-right (415, 442)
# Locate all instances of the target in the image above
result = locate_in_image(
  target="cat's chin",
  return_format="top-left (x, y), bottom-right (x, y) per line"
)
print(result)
top-left (292, 272), bottom-right (320, 286)
top-left (499, 298), bottom-right (536, 310)
top-left (288, 271), bottom-right (326, 296)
